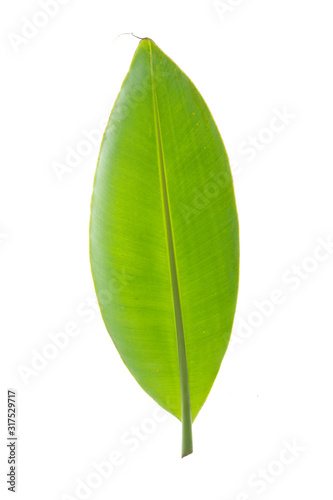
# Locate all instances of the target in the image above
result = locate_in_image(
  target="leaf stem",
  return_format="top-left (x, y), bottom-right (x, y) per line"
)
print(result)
top-left (149, 40), bottom-right (193, 457)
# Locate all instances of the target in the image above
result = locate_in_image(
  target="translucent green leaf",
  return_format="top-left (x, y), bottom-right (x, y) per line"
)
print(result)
top-left (89, 38), bottom-right (239, 457)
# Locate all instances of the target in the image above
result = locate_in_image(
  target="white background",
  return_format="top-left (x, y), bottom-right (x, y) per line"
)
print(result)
top-left (1, 0), bottom-right (333, 499)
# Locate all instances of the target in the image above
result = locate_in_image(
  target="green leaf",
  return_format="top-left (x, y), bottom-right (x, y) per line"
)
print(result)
top-left (89, 38), bottom-right (239, 457)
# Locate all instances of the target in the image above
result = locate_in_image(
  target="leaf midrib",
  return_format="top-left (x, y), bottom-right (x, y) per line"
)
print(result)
top-left (148, 40), bottom-right (193, 456)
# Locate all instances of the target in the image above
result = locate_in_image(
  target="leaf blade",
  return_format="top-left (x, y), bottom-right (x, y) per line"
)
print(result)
top-left (89, 39), bottom-right (239, 454)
